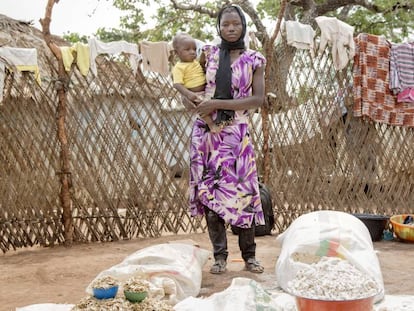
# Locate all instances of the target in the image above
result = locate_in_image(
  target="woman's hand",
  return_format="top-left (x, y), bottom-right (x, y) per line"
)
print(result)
top-left (196, 98), bottom-right (217, 116)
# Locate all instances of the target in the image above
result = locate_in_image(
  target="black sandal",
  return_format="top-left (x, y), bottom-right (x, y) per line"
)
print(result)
top-left (244, 258), bottom-right (264, 273)
top-left (210, 259), bottom-right (227, 274)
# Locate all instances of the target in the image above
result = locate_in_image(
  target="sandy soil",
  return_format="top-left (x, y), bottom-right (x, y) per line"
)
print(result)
top-left (1, 232), bottom-right (414, 311)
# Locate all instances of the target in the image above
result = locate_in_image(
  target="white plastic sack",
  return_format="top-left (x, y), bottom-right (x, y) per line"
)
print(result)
top-left (15, 295), bottom-right (414, 311)
top-left (86, 242), bottom-right (210, 305)
top-left (275, 210), bottom-right (385, 303)
top-left (16, 304), bottom-right (73, 311)
top-left (174, 277), bottom-right (285, 311)
top-left (374, 295), bottom-right (414, 311)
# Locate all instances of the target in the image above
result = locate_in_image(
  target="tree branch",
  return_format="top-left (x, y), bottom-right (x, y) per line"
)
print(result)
top-left (169, 0), bottom-right (269, 42)
top-left (233, 0), bottom-right (269, 42)
top-left (39, 0), bottom-right (62, 58)
top-left (170, 0), bottom-right (217, 18)
top-left (40, 0), bottom-right (73, 246)
top-left (288, 0), bottom-right (410, 22)
top-left (315, 0), bottom-right (380, 16)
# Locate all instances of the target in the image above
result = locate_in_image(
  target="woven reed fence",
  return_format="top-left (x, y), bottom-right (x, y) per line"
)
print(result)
top-left (1, 22), bottom-right (414, 253)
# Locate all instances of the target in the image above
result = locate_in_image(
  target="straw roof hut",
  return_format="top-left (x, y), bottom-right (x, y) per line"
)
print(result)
top-left (0, 13), bottom-right (194, 252)
top-left (0, 13), bottom-right (69, 77)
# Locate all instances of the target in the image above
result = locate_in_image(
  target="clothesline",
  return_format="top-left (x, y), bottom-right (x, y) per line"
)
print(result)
top-left (1, 20), bottom-right (413, 128)
top-left (284, 17), bottom-right (414, 126)
top-left (0, 37), bottom-right (174, 103)
top-left (0, 15), bottom-right (354, 88)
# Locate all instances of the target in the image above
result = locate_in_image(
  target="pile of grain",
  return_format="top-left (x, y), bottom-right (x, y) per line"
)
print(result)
top-left (287, 256), bottom-right (380, 300)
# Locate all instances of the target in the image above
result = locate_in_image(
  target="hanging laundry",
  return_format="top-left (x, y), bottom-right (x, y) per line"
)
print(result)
top-left (390, 42), bottom-right (414, 103)
top-left (396, 88), bottom-right (414, 103)
top-left (284, 20), bottom-right (316, 56)
top-left (0, 46), bottom-right (41, 103)
top-left (140, 41), bottom-right (173, 76)
top-left (194, 38), bottom-right (206, 59)
top-left (60, 42), bottom-right (90, 76)
top-left (315, 16), bottom-right (355, 70)
top-left (88, 38), bottom-right (141, 77)
top-left (353, 33), bottom-right (414, 127)
top-left (0, 62), bottom-right (5, 103)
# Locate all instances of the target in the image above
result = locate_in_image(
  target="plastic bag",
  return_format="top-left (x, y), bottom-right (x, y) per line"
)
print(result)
top-left (16, 304), bottom-right (73, 311)
top-left (85, 242), bottom-right (210, 305)
top-left (275, 210), bottom-right (384, 303)
top-left (174, 277), bottom-right (283, 311)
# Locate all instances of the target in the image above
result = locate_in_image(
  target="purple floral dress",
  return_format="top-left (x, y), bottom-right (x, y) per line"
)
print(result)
top-left (189, 45), bottom-right (266, 228)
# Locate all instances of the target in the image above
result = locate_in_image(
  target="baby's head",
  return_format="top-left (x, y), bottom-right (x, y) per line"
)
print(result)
top-left (172, 32), bottom-right (198, 62)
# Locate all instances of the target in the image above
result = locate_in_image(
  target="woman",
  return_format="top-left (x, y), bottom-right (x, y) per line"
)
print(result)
top-left (188, 4), bottom-right (267, 274)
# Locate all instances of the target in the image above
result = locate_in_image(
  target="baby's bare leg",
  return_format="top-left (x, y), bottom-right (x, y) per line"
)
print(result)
top-left (201, 115), bottom-right (220, 133)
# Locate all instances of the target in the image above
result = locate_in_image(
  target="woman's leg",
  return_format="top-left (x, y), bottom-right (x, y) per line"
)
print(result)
top-left (239, 224), bottom-right (264, 273)
top-left (238, 225), bottom-right (256, 261)
top-left (204, 206), bottom-right (228, 273)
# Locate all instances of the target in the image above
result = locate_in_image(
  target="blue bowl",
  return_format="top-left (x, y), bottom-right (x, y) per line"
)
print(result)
top-left (93, 285), bottom-right (119, 299)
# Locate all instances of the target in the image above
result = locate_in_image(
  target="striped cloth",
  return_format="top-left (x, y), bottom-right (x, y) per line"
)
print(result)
top-left (390, 42), bottom-right (414, 103)
top-left (390, 42), bottom-right (414, 93)
top-left (353, 33), bottom-right (414, 127)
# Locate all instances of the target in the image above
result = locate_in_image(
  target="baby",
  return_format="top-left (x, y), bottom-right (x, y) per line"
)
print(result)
top-left (171, 33), bottom-right (219, 132)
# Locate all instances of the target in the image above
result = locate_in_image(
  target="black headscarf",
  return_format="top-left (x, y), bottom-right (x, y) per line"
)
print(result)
top-left (213, 5), bottom-right (247, 125)
top-left (214, 4), bottom-right (247, 100)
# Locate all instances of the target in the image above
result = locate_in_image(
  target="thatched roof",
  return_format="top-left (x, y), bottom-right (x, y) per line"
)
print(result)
top-left (0, 14), bottom-right (173, 99)
top-left (0, 13), bottom-right (69, 77)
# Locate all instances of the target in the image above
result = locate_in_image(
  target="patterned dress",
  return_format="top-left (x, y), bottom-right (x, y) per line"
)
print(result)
top-left (189, 45), bottom-right (266, 229)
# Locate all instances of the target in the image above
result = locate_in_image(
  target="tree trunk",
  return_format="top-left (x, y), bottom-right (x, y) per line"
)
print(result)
top-left (40, 0), bottom-right (74, 246)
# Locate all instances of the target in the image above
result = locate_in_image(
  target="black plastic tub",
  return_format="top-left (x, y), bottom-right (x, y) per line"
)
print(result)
top-left (352, 213), bottom-right (390, 241)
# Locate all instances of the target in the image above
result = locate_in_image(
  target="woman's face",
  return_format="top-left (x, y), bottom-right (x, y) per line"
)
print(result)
top-left (219, 10), bottom-right (243, 43)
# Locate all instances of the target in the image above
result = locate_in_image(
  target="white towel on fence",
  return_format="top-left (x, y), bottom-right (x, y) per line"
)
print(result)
top-left (140, 40), bottom-right (173, 76)
top-left (88, 38), bottom-right (141, 76)
top-left (315, 16), bottom-right (355, 70)
top-left (0, 46), bottom-right (40, 103)
top-left (0, 62), bottom-right (5, 104)
top-left (285, 20), bottom-right (316, 56)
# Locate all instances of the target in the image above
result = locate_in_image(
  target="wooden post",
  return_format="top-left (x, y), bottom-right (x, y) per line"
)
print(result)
top-left (262, 0), bottom-right (287, 183)
top-left (40, 0), bottom-right (73, 245)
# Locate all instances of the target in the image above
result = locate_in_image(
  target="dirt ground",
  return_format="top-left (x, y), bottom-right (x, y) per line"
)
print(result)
top-left (1, 231), bottom-right (414, 311)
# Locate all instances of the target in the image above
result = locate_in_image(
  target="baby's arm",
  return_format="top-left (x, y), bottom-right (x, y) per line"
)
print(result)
top-left (173, 83), bottom-right (202, 104)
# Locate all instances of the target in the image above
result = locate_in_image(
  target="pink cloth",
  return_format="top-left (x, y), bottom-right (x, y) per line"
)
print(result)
top-left (397, 88), bottom-right (414, 103)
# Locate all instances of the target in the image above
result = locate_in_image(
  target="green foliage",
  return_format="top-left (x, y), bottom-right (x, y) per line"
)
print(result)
top-left (95, 27), bottom-right (139, 43)
top-left (341, 1), bottom-right (414, 43)
top-left (62, 32), bottom-right (89, 44)
top-left (64, 0), bottom-right (413, 44)
top-left (111, 0), bottom-right (218, 42)
top-left (256, 0), bottom-right (280, 20)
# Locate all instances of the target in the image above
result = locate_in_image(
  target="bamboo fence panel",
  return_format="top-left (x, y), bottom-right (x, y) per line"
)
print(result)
top-left (1, 39), bottom-right (414, 253)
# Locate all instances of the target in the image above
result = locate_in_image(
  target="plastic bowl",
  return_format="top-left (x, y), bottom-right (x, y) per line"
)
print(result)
top-left (390, 214), bottom-right (414, 242)
top-left (124, 290), bottom-right (148, 303)
top-left (352, 213), bottom-right (389, 241)
top-left (295, 294), bottom-right (375, 311)
top-left (93, 285), bottom-right (119, 299)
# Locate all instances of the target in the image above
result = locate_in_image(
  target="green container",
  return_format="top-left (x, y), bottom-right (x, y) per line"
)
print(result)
top-left (124, 290), bottom-right (148, 303)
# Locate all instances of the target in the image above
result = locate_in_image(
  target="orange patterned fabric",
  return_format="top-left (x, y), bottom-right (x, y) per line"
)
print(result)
top-left (353, 33), bottom-right (414, 127)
